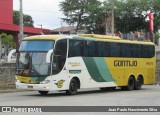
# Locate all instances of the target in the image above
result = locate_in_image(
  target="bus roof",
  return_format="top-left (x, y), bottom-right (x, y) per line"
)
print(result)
top-left (79, 34), bottom-right (155, 45)
top-left (22, 34), bottom-right (155, 46)
top-left (80, 34), bottom-right (121, 40)
top-left (22, 35), bottom-right (66, 41)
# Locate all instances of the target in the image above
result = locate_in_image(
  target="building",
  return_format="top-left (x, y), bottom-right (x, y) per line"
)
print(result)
top-left (52, 26), bottom-right (87, 34)
top-left (0, 0), bottom-right (51, 56)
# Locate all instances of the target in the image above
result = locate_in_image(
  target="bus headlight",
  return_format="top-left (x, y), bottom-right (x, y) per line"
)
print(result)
top-left (40, 80), bottom-right (50, 84)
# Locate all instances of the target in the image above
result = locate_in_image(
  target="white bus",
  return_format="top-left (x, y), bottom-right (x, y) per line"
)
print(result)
top-left (9, 34), bottom-right (155, 95)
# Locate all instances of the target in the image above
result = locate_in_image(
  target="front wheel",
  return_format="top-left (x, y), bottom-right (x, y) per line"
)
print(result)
top-left (38, 91), bottom-right (49, 95)
top-left (66, 79), bottom-right (78, 95)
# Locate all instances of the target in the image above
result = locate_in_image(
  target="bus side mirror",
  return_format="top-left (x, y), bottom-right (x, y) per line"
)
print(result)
top-left (46, 49), bottom-right (53, 63)
top-left (8, 49), bottom-right (16, 63)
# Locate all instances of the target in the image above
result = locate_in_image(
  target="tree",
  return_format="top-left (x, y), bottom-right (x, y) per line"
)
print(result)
top-left (110, 0), bottom-right (160, 33)
top-left (0, 33), bottom-right (16, 55)
top-left (59, 0), bottom-right (104, 33)
top-left (13, 11), bottom-right (34, 27)
top-left (112, 0), bottom-right (147, 33)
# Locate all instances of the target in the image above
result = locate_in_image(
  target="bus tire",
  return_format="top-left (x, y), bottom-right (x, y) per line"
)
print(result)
top-left (123, 76), bottom-right (135, 91)
top-left (135, 76), bottom-right (143, 90)
top-left (66, 78), bottom-right (78, 95)
top-left (38, 91), bottom-right (49, 95)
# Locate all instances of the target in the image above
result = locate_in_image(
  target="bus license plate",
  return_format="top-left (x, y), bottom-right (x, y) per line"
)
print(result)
top-left (27, 86), bottom-right (33, 88)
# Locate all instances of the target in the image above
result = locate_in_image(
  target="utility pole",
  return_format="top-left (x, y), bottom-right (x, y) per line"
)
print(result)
top-left (111, 0), bottom-right (114, 36)
top-left (19, 0), bottom-right (24, 41)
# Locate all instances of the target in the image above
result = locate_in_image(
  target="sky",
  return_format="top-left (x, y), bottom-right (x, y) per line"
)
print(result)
top-left (13, 0), bottom-right (66, 30)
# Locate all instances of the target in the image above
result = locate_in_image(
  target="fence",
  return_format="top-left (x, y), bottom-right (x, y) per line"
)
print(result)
top-left (119, 31), bottom-right (159, 45)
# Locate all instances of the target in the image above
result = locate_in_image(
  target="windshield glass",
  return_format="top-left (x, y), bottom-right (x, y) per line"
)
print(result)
top-left (19, 40), bottom-right (53, 51)
top-left (17, 52), bottom-right (51, 76)
top-left (17, 40), bottom-right (54, 76)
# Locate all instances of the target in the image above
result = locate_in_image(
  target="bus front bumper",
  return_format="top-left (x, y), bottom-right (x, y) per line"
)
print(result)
top-left (16, 82), bottom-right (52, 91)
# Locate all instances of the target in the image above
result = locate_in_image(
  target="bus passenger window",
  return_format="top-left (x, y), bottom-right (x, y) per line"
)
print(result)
top-left (132, 44), bottom-right (141, 58)
top-left (68, 40), bottom-right (83, 57)
top-left (87, 41), bottom-right (95, 57)
top-left (110, 42), bottom-right (121, 57)
top-left (148, 45), bottom-right (155, 58)
top-left (125, 44), bottom-right (132, 57)
top-left (142, 45), bottom-right (148, 58)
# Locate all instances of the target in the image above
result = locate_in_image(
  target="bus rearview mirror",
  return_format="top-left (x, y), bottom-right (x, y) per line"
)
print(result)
top-left (46, 49), bottom-right (53, 63)
top-left (8, 49), bottom-right (16, 63)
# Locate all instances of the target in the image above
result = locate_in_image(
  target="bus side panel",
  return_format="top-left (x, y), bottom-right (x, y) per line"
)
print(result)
top-left (105, 58), bottom-right (156, 86)
top-left (66, 57), bottom-right (117, 89)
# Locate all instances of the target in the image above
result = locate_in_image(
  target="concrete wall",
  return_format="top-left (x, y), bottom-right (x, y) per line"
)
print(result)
top-left (0, 63), bottom-right (16, 90)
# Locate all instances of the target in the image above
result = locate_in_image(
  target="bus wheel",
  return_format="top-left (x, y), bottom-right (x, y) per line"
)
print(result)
top-left (38, 91), bottom-right (49, 95)
top-left (66, 79), bottom-right (78, 95)
top-left (123, 76), bottom-right (135, 91)
top-left (135, 76), bottom-right (143, 90)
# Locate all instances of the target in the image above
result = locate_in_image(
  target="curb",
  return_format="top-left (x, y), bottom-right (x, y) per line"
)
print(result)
top-left (0, 89), bottom-right (26, 93)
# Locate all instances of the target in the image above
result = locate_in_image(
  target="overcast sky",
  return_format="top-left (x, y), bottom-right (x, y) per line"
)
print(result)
top-left (13, 0), bottom-right (66, 30)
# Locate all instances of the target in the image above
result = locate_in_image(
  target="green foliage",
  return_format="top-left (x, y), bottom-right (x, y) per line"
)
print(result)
top-left (60, 0), bottom-right (105, 33)
top-left (113, 0), bottom-right (147, 32)
top-left (60, 0), bottom-right (160, 33)
top-left (155, 32), bottom-right (160, 39)
top-left (13, 11), bottom-right (34, 27)
top-left (9, 42), bottom-right (16, 49)
top-left (108, 0), bottom-right (160, 32)
top-left (0, 33), bottom-right (16, 48)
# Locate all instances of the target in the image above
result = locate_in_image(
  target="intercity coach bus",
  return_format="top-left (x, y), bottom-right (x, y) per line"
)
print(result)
top-left (8, 34), bottom-right (156, 95)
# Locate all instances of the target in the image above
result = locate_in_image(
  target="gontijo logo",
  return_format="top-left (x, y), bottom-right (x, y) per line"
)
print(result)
top-left (114, 60), bottom-right (137, 67)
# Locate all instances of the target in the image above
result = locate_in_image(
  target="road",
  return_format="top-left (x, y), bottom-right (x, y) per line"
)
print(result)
top-left (0, 85), bottom-right (160, 115)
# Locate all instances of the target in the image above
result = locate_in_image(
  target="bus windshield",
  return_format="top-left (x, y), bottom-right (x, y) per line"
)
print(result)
top-left (17, 40), bottom-right (54, 76)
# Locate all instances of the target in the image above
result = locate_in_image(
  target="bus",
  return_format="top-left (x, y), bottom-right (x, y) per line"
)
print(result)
top-left (9, 34), bottom-right (156, 95)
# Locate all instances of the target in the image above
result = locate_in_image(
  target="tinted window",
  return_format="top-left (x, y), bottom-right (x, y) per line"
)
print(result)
top-left (125, 44), bottom-right (132, 57)
top-left (141, 45), bottom-right (148, 58)
top-left (87, 41), bottom-right (96, 57)
top-left (97, 42), bottom-right (110, 57)
top-left (148, 45), bottom-right (155, 58)
top-left (68, 39), bottom-right (155, 58)
top-left (132, 44), bottom-right (141, 58)
top-left (68, 40), bottom-right (83, 57)
top-left (110, 42), bottom-right (121, 57)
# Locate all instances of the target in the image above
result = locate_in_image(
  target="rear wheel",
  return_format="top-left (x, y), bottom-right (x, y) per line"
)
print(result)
top-left (122, 76), bottom-right (135, 91)
top-left (38, 91), bottom-right (49, 95)
top-left (135, 76), bottom-right (143, 90)
top-left (66, 79), bottom-right (78, 95)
